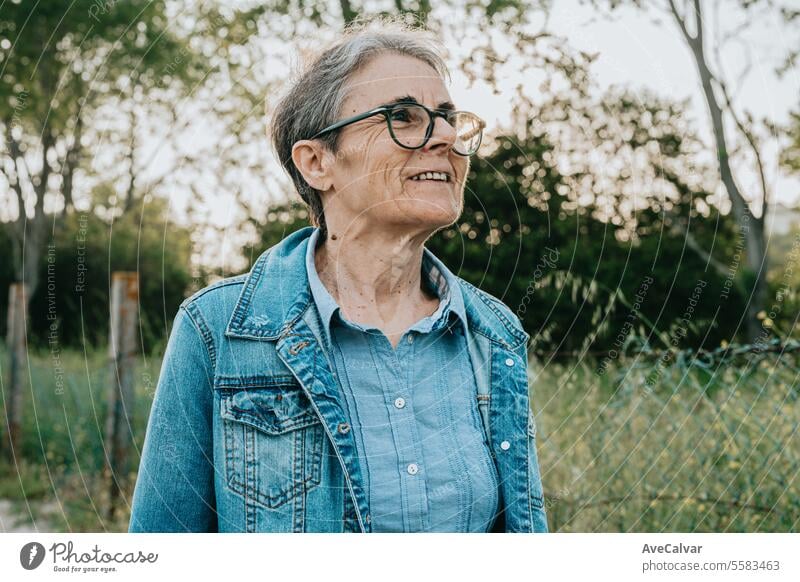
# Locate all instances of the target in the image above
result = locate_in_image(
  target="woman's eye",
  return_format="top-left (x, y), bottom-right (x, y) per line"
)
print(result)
top-left (390, 109), bottom-right (412, 122)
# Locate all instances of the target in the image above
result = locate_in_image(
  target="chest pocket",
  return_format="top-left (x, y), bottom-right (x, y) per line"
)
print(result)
top-left (217, 375), bottom-right (323, 509)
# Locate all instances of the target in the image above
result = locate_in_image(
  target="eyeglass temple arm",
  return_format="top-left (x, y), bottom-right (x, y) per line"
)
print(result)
top-left (458, 118), bottom-right (486, 141)
top-left (309, 106), bottom-right (391, 140)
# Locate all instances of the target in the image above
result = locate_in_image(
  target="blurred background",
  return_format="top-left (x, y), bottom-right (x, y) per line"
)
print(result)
top-left (0, 0), bottom-right (798, 532)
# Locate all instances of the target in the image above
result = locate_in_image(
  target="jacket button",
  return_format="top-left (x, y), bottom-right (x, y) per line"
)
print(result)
top-left (337, 422), bottom-right (351, 434)
top-left (505, 358), bottom-right (515, 367)
top-left (500, 440), bottom-right (511, 451)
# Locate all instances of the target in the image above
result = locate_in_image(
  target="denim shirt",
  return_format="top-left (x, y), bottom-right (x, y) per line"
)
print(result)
top-left (129, 226), bottom-right (547, 533)
top-left (305, 228), bottom-right (500, 532)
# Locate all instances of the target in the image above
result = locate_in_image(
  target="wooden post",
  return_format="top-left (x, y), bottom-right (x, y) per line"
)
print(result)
top-left (4, 283), bottom-right (27, 461)
top-left (105, 272), bottom-right (139, 520)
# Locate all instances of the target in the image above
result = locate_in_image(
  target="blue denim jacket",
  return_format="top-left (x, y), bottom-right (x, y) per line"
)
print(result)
top-left (129, 227), bottom-right (548, 533)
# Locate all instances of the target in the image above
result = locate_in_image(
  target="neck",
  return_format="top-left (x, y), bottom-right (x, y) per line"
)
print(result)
top-left (314, 223), bottom-right (438, 328)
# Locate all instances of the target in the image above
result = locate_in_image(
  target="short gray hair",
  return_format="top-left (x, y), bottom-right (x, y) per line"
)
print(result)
top-left (270, 17), bottom-right (450, 241)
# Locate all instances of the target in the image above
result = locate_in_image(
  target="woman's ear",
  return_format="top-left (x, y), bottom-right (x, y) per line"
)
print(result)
top-left (291, 140), bottom-right (332, 191)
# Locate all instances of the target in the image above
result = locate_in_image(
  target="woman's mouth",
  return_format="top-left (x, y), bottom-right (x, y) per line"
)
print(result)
top-left (409, 171), bottom-right (452, 183)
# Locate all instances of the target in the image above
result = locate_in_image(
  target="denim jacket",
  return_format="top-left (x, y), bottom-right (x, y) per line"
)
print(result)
top-left (129, 227), bottom-right (548, 533)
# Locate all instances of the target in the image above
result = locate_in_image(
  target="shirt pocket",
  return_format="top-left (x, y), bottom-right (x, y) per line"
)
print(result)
top-left (217, 375), bottom-right (324, 509)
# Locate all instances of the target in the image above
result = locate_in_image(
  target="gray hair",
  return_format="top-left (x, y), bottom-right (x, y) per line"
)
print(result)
top-left (270, 17), bottom-right (450, 241)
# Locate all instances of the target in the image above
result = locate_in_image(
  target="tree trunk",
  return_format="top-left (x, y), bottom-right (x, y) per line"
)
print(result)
top-left (4, 284), bottom-right (27, 461)
top-left (669, 0), bottom-right (768, 343)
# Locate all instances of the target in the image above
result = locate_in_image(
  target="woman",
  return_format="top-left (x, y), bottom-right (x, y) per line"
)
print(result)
top-left (129, 19), bottom-right (547, 533)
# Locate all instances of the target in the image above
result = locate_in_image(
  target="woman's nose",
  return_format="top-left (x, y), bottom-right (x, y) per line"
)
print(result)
top-left (423, 115), bottom-right (457, 153)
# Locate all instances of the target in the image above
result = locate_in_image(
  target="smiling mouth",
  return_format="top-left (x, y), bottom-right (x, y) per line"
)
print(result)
top-left (409, 171), bottom-right (452, 183)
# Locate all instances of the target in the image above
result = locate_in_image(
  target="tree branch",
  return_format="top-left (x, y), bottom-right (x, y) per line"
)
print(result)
top-left (34, 127), bottom-right (54, 218)
top-left (691, 0), bottom-right (703, 46)
top-left (4, 121), bottom-right (26, 211)
top-left (61, 115), bottom-right (83, 217)
top-left (714, 76), bottom-right (769, 219)
top-left (666, 0), bottom-right (695, 43)
top-left (655, 162), bottom-right (732, 280)
top-left (123, 106), bottom-right (137, 214)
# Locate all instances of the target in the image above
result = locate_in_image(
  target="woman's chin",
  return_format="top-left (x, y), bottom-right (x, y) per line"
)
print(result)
top-left (396, 209), bottom-right (460, 231)
top-left (391, 198), bottom-right (461, 226)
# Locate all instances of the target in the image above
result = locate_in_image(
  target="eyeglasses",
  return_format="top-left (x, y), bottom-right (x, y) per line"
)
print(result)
top-left (309, 100), bottom-right (485, 156)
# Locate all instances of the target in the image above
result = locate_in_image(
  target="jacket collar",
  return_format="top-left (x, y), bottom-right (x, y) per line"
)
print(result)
top-left (225, 226), bottom-right (528, 349)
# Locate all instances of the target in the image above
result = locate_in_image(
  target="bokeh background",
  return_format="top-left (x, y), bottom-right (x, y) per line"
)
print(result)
top-left (0, 0), bottom-right (798, 532)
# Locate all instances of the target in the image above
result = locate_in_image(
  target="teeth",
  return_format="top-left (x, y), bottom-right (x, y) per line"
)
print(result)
top-left (410, 171), bottom-right (450, 182)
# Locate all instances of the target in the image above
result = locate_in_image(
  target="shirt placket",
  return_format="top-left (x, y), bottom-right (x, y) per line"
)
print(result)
top-left (374, 330), bottom-right (430, 532)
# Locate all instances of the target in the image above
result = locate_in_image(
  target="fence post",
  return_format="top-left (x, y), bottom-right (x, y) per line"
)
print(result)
top-left (104, 272), bottom-right (139, 520)
top-left (4, 283), bottom-right (27, 462)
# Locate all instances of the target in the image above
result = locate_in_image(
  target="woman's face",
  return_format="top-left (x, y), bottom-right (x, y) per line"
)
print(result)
top-left (320, 53), bottom-right (470, 235)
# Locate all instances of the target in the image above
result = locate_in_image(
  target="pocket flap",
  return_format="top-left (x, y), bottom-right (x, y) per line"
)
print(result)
top-left (218, 377), bottom-right (319, 435)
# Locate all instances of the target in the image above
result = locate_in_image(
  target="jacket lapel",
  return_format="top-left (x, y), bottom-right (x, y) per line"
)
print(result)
top-left (275, 312), bottom-right (372, 533)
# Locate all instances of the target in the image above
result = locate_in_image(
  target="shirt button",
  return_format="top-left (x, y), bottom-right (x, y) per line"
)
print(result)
top-left (394, 397), bottom-right (406, 409)
top-left (407, 334), bottom-right (414, 344)
top-left (500, 440), bottom-right (511, 450)
top-left (505, 358), bottom-right (515, 367)
top-left (407, 463), bottom-right (419, 475)
top-left (337, 422), bottom-right (351, 435)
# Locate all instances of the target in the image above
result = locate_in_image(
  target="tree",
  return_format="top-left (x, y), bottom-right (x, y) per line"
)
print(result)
top-left (428, 85), bottom-right (744, 355)
top-left (583, 0), bottom-right (800, 343)
top-left (783, 109), bottom-right (800, 175)
top-left (0, 1), bottom-right (196, 309)
top-left (0, 1), bottom-right (205, 460)
top-left (248, 85), bottom-right (746, 355)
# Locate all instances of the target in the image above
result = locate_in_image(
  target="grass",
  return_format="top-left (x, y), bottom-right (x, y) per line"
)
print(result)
top-left (0, 345), bottom-right (158, 532)
top-left (0, 343), bottom-right (798, 532)
top-left (533, 350), bottom-right (800, 532)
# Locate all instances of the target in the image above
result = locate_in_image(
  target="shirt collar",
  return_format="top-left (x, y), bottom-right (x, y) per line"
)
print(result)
top-left (304, 227), bottom-right (468, 342)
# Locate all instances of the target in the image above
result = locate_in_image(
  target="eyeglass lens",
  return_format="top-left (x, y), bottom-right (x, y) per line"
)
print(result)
top-left (388, 104), bottom-right (482, 155)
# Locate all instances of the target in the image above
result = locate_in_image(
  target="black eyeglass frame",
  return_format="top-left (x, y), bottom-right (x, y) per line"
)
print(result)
top-left (308, 101), bottom-right (485, 156)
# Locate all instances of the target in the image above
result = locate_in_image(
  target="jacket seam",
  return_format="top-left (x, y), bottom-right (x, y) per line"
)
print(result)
top-left (180, 303), bottom-right (217, 371)
top-left (180, 274), bottom-right (248, 308)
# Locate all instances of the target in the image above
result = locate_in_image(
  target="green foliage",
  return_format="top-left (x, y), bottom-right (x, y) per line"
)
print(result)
top-left (247, 100), bottom-right (750, 354)
top-left (0, 1), bottom-right (198, 130)
top-left (0, 197), bottom-right (192, 353)
top-left (783, 110), bottom-right (800, 174)
top-left (249, 68), bottom-right (755, 357)
top-left (425, 125), bottom-right (746, 354)
top-left (0, 346), bottom-right (154, 532)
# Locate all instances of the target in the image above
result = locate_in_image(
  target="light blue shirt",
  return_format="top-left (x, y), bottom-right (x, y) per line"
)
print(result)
top-left (305, 228), bottom-right (500, 532)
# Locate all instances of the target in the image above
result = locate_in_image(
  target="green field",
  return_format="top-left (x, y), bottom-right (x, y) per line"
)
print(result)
top-left (1, 344), bottom-right (798, 532)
